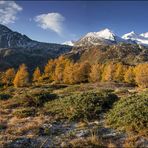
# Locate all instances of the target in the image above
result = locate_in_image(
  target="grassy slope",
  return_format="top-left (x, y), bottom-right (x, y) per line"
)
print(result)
top-left (0, 82), bottom-right (147, 147)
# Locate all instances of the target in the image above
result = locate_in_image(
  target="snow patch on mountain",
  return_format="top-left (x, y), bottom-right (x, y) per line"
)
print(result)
top-left (85, 28), bottom-right (116, 41)
top-left (62, 41), bottom-right (74, 46)
top-left (122, 31), bottom-right (148, 46)
top-left (140, 32), bottom-right (148, 38)
top-left (75, 28), bottom-right (125, 46)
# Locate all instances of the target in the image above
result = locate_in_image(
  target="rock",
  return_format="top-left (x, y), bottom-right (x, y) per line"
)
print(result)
top-left (61, 141), bottom-right (67, 147)
top-left (4, 138), bottom-right (39, 147)
top-left (136, 137), bottom-right (148, 148)
top-left (75, 129), bottom-right (89, 138)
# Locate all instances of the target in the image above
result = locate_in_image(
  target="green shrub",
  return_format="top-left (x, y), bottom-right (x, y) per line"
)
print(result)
top-left (18, 93), bottom-right (57, 107)
top-left (0, 93), bottom-right (11, 100)
top-left (106, 93), bottom-right (148, 135)
top-left (44, 91), bottom-right (118, 121)
top-left (0, 124), bottom-right (7, 131)
top-left (13, 107), bottom-right (35, 118)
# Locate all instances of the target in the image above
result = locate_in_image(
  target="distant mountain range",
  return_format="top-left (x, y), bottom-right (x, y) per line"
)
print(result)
top-left (63, 29), bottom-right (148, 65)
top-left (122, 31), bottom-right (148, 46)
top-left (63, 28), bottom-right (148, 47)
top-left (0, 24), bottom-right (148, 71)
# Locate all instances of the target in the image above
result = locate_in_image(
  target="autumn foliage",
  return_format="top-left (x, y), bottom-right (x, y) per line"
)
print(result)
top-left (2, 68), bottom-right (15, 86)
top-left (135, 63), bottom-right (148, 88)
top-left (13, 64), bottom-right (29, 87)
top-left (1, 56), bottom-right (148, 88)
top-left (33, 67), bottom-right (42, 83)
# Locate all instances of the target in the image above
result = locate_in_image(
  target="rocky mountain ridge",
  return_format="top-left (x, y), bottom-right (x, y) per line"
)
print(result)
top-left (0, 24), bottom-right (72, 71)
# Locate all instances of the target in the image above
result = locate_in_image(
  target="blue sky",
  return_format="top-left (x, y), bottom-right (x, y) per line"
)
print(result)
top-left (1, 1), bottom-right (148, 43)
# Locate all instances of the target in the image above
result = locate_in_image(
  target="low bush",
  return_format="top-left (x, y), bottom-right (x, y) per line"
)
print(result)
top-left (13, 107), bottom-right (36, 118)
top-left (106, 92), bottom-right (148, 135)
top-left (44, 91), bottom-right (118, 121)
top-left (0, 124), bottom-right (7, 131)
top-left (18, 93), bottom-right (57, 107)
top-left (0, 93), bottom-right (11, 100)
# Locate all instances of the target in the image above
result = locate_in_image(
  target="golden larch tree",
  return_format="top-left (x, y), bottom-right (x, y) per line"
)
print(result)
top-left (75, 61), bottom-right (91, 83)
top-left (124, 66), bottom-right (135, 84)
top-left (135, 63), bottom-right (148, 88)
top-left (2, 68), bottom-right (15, 86)
top-left (54, 56), bottom-right (71, 83)
top-left (13, 64), bottom-right (29, 87)
top-left (44, 59), bottom-right (56, 82)
top-left (33, 67), bottom-right (42, 82)
top-left (89, 64), bottom-right (103, 82)
top-left (63, 62), bottom-right (74, 84)
top-left (102, 62), bottom-right (115, 82)
top-left (114, 63), bottom-right (127, 82)
top-left (70, 63), bottom-right (81, 84)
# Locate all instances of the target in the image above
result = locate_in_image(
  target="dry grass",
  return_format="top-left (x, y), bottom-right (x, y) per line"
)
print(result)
top-left (6, 116), bottom-right (46, 136)
top-left (75, 121), bottom-right (88, 129)
top-left (69, 134), bottom-right (103, 147)
top-left (123, 135), bottom-right (138, 148)
top-left (107, 142), bottom-right (117, 148)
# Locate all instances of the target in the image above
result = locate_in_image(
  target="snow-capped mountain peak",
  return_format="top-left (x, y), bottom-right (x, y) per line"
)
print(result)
top-left (122, 31), bottom-right (139, 40)
top-left (140, 32), bottom-right (148, 38)
top-left (96, 28), bottom-right (115, 41)
top-left (75, 28), bottom-right (125, 46)
top-left (122, 31), bottom-right (148, 46)
top-left (85, 28), bottom-right (115, 41)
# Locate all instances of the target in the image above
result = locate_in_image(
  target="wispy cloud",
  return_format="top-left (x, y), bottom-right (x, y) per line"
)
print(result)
top-left (34, 12), bottom-right (65, 35)
top-left (0, 1), bottom-right (22, 25)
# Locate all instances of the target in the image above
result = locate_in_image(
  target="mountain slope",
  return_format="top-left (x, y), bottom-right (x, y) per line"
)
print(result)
top-left (0, 24), bottom-right (72, 71)
top-left (65, 44), bottom-right (148, 65)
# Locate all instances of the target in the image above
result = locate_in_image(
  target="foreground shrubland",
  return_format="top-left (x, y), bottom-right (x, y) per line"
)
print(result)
top-left (0, 83), bottom-right (147, 147)
top-left (44, 91), bottom-right (118, 121)
top-left (106, 92), bottom-right (148, 136)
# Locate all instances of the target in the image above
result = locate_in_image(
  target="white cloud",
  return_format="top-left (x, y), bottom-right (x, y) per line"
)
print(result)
top-left (0, 1), bottom-right (22, 25)
top-left (34, 13), bottom-right (65, 35)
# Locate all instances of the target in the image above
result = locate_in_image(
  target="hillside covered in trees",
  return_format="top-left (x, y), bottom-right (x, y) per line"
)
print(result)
top-left (1, 56), bottom-right (148, 88)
